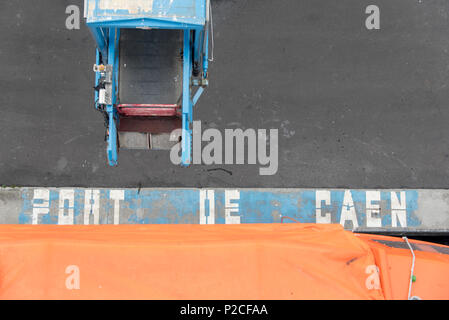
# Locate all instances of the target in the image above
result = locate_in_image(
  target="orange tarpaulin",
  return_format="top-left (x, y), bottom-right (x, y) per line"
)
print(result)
top-left (0, 224), bottom-right (447, 300)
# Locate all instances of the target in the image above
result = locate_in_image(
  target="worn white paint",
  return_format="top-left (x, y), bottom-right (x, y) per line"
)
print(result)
top-left (340, 190), bottom-right (359, 228)
top-left (110, 190), bottom-right (124, 225)
top-left (316, 190), bottom-right (331, 224)
top-left (366, 191), bottom-right (381, 228)
top-left (58, 189), bottom-right (74, 225)
top-left (391, 191), bottom-right (407, 227)
top-left (225, 190), bottom-right (240, 224)
top-left (21, 188), bottom-right (440, 229)
top-left (84, 189), bottom-right (100, 225)
top-left (199, 189), bottom-right (215, 224)
top-left (32, 188), bottom-right (49, 225)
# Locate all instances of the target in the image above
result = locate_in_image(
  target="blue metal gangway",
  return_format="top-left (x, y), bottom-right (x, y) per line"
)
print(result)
top-left (84, 0), bottom-right (212, 166)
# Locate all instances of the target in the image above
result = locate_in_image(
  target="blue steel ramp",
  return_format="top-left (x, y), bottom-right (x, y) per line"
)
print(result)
top-left (86, 0), bottom-right (211, 166)
top-left (119, 29), bottom-right (183, 105)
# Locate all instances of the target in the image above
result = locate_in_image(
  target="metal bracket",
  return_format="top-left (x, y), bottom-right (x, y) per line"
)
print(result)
top-left (94, 64), bottom-right (113, 105)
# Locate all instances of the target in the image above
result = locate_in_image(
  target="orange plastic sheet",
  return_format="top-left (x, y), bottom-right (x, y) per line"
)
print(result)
top-left (356, 233), bottom-right (449, 300)
top-left (0, 224), bottom-right (447, 300)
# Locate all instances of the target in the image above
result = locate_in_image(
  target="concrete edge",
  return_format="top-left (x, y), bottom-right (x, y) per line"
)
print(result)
top-left (0, 187), bottom-right (448, 232)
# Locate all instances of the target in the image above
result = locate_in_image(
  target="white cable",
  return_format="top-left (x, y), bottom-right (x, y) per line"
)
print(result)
top-left (402, 236), bottom-right (416, 300)
top-left (208, 1), bottom-right (214, 62)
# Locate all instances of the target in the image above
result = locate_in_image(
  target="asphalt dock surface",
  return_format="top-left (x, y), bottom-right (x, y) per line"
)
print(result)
top-left (1, 0), bottom-right (449, 188)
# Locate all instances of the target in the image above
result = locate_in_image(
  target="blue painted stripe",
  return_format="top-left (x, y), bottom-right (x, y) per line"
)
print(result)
top-left (19, 188), bottom-right (420, 228)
